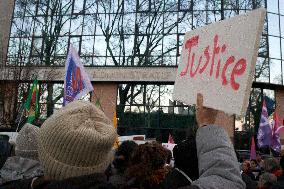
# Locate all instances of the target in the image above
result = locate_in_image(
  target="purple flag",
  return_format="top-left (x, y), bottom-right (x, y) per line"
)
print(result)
top-left (63, 45), bottom-right (94, 106)
top-left (257, 100), bottom-right (272, 148)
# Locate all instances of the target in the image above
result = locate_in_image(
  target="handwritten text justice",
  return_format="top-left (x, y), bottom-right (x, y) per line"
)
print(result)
top-left (180, 34), bottom-right (247, 91)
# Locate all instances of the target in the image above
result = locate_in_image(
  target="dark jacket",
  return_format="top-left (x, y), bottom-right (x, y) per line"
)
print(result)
top-left (1, 173), bottom-right (116, 189)
top-left (276, 175), bottom-right (284, 188)
top-left (162, 168), bottom-right (193, 189)
top-left (241, 172), bottom-right (257, 189)
top-left (179, 125), bottom-right (246, 189)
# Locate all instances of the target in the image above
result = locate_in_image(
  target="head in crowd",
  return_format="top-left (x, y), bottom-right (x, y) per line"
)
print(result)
top-left (113, 140), bottom-right (138, 174)
top-left (37, 100), bottom-right (117, 180)
top-left (263, 158), bottom-right (282, 176)
top-left (258, 172), bottom-right (277, 189)
top-left (125, 142), bottom-right (168, 188)
top-left (251, 159), bottom-right (258, 169)
top-left (173, 135), bottom-right (199, 181)
top-left (15, 123), bottom-right (40, 160)
top-left (242, 160), bottom-right (251, 173)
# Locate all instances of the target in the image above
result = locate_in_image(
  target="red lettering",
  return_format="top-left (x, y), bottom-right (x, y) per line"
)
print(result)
top-left (180, 35), bottom-right (199, 77)
top-left (216, 44), bottom-right (226, 78)
top-left (210, 35), bottom-right (220, 76)
top-left (199, 46), bottom-right (210, 74)
top-left (216, 60), bottom-right (221, 78)
top-left (189, 54), bottom-right (201, 77)
top-left (222, 56), bottom-right (235, 85)
top-left (179, 34), bottom-right (247, 91)
top-left (230, 58), bottom-right (247, 90)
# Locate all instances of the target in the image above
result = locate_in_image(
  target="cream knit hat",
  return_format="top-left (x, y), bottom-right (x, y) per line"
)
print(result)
top-left (15, 123), bottom-right (40, 160)
top-left (38, 100), bottom-right (117, 180)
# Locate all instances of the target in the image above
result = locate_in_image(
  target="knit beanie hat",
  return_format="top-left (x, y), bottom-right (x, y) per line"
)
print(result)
top-left (15, 123), bottom-right (40, 160)
top-left (38, 100), bottom-right (117, 180)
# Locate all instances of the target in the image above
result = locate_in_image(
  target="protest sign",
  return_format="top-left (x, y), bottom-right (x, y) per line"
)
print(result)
top-left (162, 143), bottom-right (176, 156)
top-left (173, 8), bottom-right (266, 115)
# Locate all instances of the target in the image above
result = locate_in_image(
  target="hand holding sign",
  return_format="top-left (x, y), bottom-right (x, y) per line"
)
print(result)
top-left (196, 93), bottom-right (230, 129)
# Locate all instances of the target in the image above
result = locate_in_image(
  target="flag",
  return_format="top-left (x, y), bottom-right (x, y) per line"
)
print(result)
top-left (63, 45), bottom-right (94, 106)
top-left (24, 79), bottom-right (39, 124)
top-left (95, 98), bottom-right (102, 109)
top-left (168, 133), bottom-right (175, 144)
top-left (271, 111), bottom-right (282, 153)
top-left (257, 99), bottom-right (272, 148)
top-left (250, 137), bottom-right (256, 160)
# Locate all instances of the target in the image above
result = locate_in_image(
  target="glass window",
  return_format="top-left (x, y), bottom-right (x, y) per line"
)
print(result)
top-left (269, 36), bottom-right (281, 59)
top-left (268, 13), bottom-right (280, 36)
top-left (280, 0), bottom-right (284, 15)
top-left (270, 58), bottom-right (282, 84)
top-left (81, 36), bottom-right (94, 56)
top-left (267, 0), bottom-right (279, 14)
top-left (280, 16), bottom-right (284, 37)
top-left (255, 57), bottom-right (269, 83)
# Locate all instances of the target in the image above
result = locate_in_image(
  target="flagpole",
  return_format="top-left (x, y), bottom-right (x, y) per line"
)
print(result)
top-left (16, 110), bottom-right (24, 132)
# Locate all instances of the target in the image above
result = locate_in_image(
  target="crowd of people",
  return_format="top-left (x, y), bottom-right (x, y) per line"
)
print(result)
top-left (240, 153), bottom-right (284, 188)
top-left (0, 94), bottom-right (283, 189)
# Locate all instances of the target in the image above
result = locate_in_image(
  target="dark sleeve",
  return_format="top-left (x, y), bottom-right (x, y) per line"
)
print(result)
top-left (1, 178), bottom-right (33, 189)
top-left (178, 185), bottom-right (200, 189)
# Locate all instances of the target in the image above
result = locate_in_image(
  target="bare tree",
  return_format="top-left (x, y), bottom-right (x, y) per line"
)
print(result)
top-left (88, 0), bottom-right (191, 115)
top-left (10, 0), bottom-right (97, 116)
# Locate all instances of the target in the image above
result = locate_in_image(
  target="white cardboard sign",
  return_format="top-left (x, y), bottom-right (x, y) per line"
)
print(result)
top-left (173, 8), bottom-right (266, 115)
top-left (162, 143), bottom-right (177, 156)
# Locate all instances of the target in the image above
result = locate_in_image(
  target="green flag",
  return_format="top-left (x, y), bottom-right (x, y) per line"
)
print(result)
top-left (25, 79), bottom-right (39, 123)
top-left (95, 98), bottom-right (102, 109)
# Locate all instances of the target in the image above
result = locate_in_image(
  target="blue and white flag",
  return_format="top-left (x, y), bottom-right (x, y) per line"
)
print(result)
top-left (63, 45), bottom-right (94, 106)
top-left (257, 99), bottom-right (272, 148)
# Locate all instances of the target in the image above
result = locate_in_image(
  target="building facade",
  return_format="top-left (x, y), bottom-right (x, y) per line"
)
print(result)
top-left (0, 0), bottom-right (284, 144)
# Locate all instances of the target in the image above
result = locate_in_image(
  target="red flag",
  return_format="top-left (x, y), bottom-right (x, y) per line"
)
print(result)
top-left (168, 133), bottom-right (175, 144)
top-left (250, 137), bottom-right (256, 160)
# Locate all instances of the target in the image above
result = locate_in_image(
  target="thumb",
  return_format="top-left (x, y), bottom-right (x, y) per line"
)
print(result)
top-left (197, 93), bottom-right (203, 109)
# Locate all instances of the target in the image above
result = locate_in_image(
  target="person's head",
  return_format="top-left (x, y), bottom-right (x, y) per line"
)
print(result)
top-left (15, 123), bottom-right (40, 160)
top-left (173, 135), bottom-right (199, 180)
top-left (113, 140), bottom-right (138, 173)
top-left (258, 172), bottom-right (277, 189)
top-left (263, 158), bottom-right (281, 174)
top-left (38, 100), bottom-right (117, 180)
top-left (256, 153), bottom-right (262, 162)
top-left (125, 142), bottom-right (168, 188)
top-left (251, 159), bottom-right (258, 169)
top-left (242, 160), bottom-right (251, 173)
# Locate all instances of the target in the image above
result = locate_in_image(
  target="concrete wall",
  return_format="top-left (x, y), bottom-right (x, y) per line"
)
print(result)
top-left (0, 1), bottom-right (15, 127)
top-left (91, 83), bottom-right (118, 123)
top-left (0, 0), bottom-right (14, 66)
top-left (275, 89), bottom-right (284, 120)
